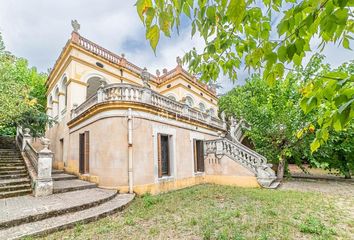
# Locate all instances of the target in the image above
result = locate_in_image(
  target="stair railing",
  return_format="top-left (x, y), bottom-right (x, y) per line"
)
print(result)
top-left (204, 138), bottom-right (278, 188)
top-left (16, 127), bottom-right (54, 197)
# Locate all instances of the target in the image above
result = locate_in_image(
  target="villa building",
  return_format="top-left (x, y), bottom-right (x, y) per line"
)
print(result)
top-left (45, 25), bottom-right (278, 194)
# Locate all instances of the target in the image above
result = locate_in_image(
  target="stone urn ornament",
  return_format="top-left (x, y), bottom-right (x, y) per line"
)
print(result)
top-left (40, 138), bottom-right (51, 153)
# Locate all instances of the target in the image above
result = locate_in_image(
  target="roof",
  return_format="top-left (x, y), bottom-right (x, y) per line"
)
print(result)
top-left (46, 31), bottom-right (217, 96)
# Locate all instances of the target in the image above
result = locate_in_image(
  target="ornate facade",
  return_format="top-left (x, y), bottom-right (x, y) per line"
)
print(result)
top-left (45, 28), bottom-right (278, 194)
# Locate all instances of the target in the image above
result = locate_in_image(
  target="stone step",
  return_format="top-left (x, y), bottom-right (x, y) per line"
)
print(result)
top-left (53, 179), bottom-right (97, 193)
top-left (0, 189), bottom-right (32, 199)
top-left (0, 188), bottom-right (118, 230)
top-left (0, 157), bottom-right (23, 160)
top-left (0, 170), bottom-right (27, 176)
top-left (0, 193), bottom-right (134, 240)
top-left (0, 174), bottom-right (28, 180)
top-left (52, 169), bottom-right (64, 174)
top-left (0, 166), bottom-right (26, 171)
top-left (0, 163), bottom-right (23, 167)
top-left (0, 178), bottom-right (31, 187)
top-left (0, 184), bottom-right (31, 193)
top-left (52, 173), bottom-right (77, 181)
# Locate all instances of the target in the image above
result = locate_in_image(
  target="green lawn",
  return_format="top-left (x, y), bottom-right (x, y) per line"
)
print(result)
top-left (38, 184), bottom-right (352, 240)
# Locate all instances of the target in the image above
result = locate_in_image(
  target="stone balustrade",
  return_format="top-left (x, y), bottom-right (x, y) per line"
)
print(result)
top-left (71, 83), bottom-right (226, 130)
top-left (204, 138), bottom-right (278, 188)
top-left (16, 127), bottom-right (53, 197)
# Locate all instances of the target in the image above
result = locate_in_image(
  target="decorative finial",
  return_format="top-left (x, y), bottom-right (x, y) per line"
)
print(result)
top-left (121, 53), bottom-right (125, 58)
top-left (176, 56), bottom-right (182, 66)
top-left (141, 67), bottom-right (150, 88)
top-left (156, 69), bottom-right (160, 77)
top-left (163, 68), bottom-right (168, 74)
top-left (71, 20), bottom-right (80, 33)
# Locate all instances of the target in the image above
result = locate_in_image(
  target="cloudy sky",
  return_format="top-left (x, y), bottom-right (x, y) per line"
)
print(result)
top-left (0, 0), bottom-right (352, 93)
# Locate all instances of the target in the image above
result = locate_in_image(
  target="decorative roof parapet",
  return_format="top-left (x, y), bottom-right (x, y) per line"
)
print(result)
top-left (47, 23), bottom-right (216, 96)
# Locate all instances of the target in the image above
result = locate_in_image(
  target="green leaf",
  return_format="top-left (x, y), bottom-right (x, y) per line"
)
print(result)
top-left (159, 12), bottom-right (171, 37)
top-left (226, 0), bottom-right (246, 27)
top-left (343, 37), bottom-right (350, 49)
top-left (145, 7), bottom-right (155, 28)
top-left (287, 44), bottom-right (297, 60)
top-left (310, 139), bottom-right (320, 152)
top-left (277, 46), bottom-right (287, 62)
top-left (146, 25), bottom-right (160, 52)
top-left (338, 98), bottom-right (354, 114)
top-left (206, 6), bottom-right (216, 22)
top-left (136, 0), bottom-right (152, 21)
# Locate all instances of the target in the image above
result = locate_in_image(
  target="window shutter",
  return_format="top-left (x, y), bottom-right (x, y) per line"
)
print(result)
top-left (193, 139), bottom-right (197, 173)
top-left (79, 133), bottom-right (85, 174)
top-left (197, 141), bottom-right (205, 172)
top-left (84, 131), bottom-right (90, 174)
top-left (157, 133), bottom-right (162, 178)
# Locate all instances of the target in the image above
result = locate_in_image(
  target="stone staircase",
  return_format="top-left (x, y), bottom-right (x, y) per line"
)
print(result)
top-left (0, 137), bottom-right (32, 199)
top-left (0, 169), bottom-right (134, 239)
top-left (0, 136), bottom-right (134, 239)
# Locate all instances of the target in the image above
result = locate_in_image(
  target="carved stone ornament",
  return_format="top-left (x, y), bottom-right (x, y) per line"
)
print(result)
top-left (176, 56), bottom-right (182, 66)
top-left (141, 67), bottom-right (150, 88)
top-left (71, 20), bottom-right (80, 33)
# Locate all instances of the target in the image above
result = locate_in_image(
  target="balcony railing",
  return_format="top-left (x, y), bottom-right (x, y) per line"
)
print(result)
top-left (71, 83), bottom-right (226, 130)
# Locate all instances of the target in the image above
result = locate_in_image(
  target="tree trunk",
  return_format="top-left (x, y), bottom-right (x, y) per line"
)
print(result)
top-left (339, 152), bottom-right (351, 179)
top-left (277, 155), bottom-right (285, 180)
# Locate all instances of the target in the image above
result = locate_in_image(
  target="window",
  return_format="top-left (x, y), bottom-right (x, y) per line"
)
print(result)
top-left (185, 96), bottom-right (194, 107)
top-left (193, 140), bottom-right (205, 172)
top-left (54, 87), bottom-right (60, 117)
top-left (157, 134), bottom-right (170, 177)
top-left (79, 131), bottom-right (90, 174)
top-left (167, 95), bottom-right (176, 101)
top-left (209, 108), bottom-right (215, 116)
top-left (86, 77), bottom-right (107, 99)
top-left (60, 76), bottom-right (68, 107)
top-left (199, 102), bottom-right (206, 112)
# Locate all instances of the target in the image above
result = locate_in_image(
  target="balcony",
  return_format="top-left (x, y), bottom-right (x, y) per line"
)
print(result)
top-left (70, 83), bottom-right (226, 130)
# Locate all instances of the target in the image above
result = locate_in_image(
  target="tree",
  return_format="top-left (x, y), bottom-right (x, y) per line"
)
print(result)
top-left (219, 74), bottom-right (312, 178)
top-left (135, 0), bottom-right (354, 141)
top-left (0, 32), bottom-right (50, 136)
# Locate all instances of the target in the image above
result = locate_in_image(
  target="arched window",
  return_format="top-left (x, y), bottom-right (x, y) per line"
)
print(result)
top-left (60, 76), bottom-right (68, 106)
top-left (167, 94), bottom-right (176, 101)
top-left (185, 96), bottom-right (194, 107)
top-left (86, 77), bottom-right (107, 99)
top-left (199, 102), bottom-right (206, 112)
top-left (48, 95), bottom-right (53, 117)
top-left (54, 87), bottom-right (60, 117)
top-left (209, 108), bottom-right (215, 116)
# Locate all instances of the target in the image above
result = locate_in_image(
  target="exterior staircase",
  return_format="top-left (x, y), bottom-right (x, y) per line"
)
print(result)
top-left (0, 169), bottom-right (134, 239)
top-left (0, 135), bottom-right (134, 239)
top-left (0, 137), bottom-right (32, 199)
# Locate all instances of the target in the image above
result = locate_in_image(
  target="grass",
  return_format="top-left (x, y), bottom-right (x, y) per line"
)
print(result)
top-left (36, 184), bottom-right (352, 240)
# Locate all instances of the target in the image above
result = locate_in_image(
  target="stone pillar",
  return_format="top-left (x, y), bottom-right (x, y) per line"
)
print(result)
top-left (58, 93), bottom-right (66, 117)
top-left (97, 85), bottom-right (105, 103)
top-left (71, 103), bottom-right (78, 118)
top-left (52, 100), bottom-right (59, 118)
top-left (142, 88), bottom-right (152, 104)
top-left (182, 104), bottom-right (189, 115)
top-left (34, 138), bottom-right (53, 197)
top-left (206, 110), bottom-right (212, 124)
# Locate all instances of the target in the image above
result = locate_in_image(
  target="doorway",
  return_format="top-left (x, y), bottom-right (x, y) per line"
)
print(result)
top-left (193, 140), bottom-right (205, 172)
